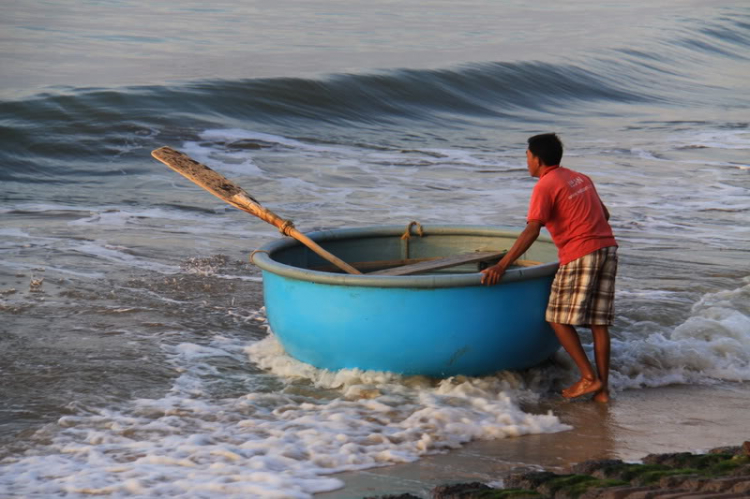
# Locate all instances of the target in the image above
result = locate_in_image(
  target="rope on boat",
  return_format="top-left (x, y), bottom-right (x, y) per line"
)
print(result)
top-left (249, 249), bottom-right (270, 265)
top-left (400, 221), bottom-right (424, 260)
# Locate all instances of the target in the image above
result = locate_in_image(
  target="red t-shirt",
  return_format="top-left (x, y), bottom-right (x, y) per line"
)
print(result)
top-left (527, 166), bottom-right (617, 265)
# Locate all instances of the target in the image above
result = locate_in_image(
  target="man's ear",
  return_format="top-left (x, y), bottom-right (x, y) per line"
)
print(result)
top-left (528, 151), bottom-right (541, 168)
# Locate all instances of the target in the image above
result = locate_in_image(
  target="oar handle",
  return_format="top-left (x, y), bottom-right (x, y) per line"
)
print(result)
top-left (151, 146), bottom-right (362, 275)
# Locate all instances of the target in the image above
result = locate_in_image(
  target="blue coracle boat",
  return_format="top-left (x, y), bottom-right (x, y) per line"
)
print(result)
top-left (251, 225), bottom-right (560, 377)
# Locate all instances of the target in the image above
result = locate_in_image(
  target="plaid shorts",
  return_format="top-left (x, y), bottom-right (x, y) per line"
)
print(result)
top-left (546, 246), bottom-right (618, 326)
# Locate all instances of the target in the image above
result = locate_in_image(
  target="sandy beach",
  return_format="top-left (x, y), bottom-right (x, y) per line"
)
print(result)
top-left (319, 383), bottom-right (750, 498)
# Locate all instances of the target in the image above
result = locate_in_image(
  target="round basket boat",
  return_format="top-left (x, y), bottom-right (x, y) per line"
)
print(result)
top-left (251, 225), bottom-right (560, 377)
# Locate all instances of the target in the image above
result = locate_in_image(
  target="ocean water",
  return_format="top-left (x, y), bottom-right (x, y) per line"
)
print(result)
top-left (1, 1), bottom-right (750, 497)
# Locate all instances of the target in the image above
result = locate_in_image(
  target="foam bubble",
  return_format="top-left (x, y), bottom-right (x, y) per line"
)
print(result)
top-left (199, 128), bottom-right (335, 152)
top-left (0, 227), bottom-right (31, 237)
top-left (67, 207), bottom-right (217, 227)
top-left (675, 129), bottom-right (750, 150)
top-left (73, 241), bottom-right (180, 274)
top-left (0, 260), bottom-right (105, 279)
top-left (181, 140), bottom-right (264, 177)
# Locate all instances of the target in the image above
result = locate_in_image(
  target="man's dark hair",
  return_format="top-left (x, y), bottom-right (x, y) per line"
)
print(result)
top-left (527, 133), bottom-right (563, 166)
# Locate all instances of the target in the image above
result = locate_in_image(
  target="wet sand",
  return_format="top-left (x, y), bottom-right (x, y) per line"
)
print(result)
top-left (318, 382), bottom-right (750, 498)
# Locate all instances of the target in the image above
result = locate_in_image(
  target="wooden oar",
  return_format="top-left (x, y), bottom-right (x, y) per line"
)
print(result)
top-left (311, 255), bottom-right (542, 274)
top-left (311, 257), bottom-right (437, 273)
top-left (151, 146), bottom-right (362, 275)
top-left (370, 251), bottom-right (505, 276)
top-left (369, 251), bottom-right (542, 276)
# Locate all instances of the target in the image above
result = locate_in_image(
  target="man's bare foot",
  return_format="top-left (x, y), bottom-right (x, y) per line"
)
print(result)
top-left (592, 389), bottom-right (610, 403)
top-left (562, 377), bottom-right (602, 399)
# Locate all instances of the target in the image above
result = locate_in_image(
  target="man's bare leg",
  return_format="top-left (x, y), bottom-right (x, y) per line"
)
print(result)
top-left (549, 322), bottom-right (602, 399)
top-left (591, 324), bottom-right (611, 403)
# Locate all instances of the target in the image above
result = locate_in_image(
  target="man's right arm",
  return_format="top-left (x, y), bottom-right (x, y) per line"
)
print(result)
top-left (481, 221), bottom-right (542, 286)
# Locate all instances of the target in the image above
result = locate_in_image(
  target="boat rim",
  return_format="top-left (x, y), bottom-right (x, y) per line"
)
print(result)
top-left (251, 224), bottom-right (559, 289)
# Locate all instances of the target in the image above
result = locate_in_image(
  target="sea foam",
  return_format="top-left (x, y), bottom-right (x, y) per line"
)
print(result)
top-left (0, 329), bottom-right (569, 499)
top-left (610, 277), bottom-right (750, 389)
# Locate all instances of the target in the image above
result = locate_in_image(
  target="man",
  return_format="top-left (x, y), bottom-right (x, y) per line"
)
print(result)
top-left (481, 133), bottom-right (618, 403)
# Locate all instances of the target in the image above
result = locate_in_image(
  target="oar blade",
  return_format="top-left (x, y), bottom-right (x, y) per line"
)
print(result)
top-left (152, 146), bottom-right (258, 204)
